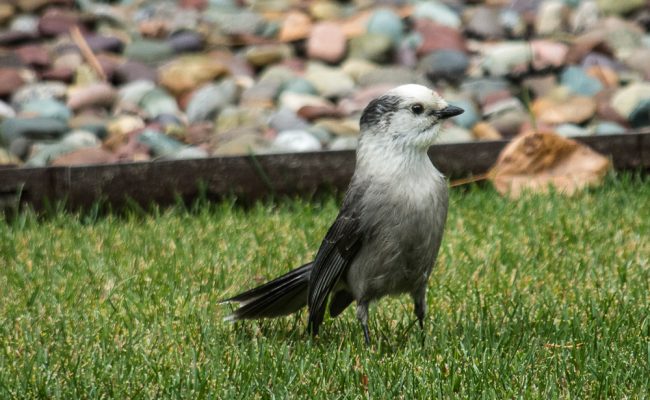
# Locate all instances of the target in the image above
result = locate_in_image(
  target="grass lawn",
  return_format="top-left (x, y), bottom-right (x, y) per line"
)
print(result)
top-left (0, 173), bottom-right (649, 398)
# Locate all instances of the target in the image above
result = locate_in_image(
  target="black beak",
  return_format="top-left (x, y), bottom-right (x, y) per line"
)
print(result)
top-left (434, 105), bottom-right (464, 119)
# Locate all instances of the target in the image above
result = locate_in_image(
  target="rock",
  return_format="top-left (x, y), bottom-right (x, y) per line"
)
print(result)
top-left (419, 50), bottom-right (468, 83)
top-left (186, 79), bottom-right (238, 123)
top-left (51, 147), bottom-right (116, 166)
top-left (38, 10), bottom-right (79, 37)
top-left (0, 4), bottom-right (15, 25)
top-left (277, 91), bottom-right (333, 112)
top-left (488, 108), bottom-right (528, 138)
top-left (594, 121), bottom-right (626, 135)
top-left (367, 9), bottom-right (404, 45)
top-left (0, 100), bottom-right (15, 119)
top-left (305, 63), bottom-right (355, 98)
top-left (481, 42), bottom-right (532, 76)
top-left (307, 22), bottom-right (346, 64)
top-left (413, 1), bottom-right (461, 29)
top-left (348, 33), bottom-right (393, 64)
top-left (357, 67), bottom-right (428, 88)
top-left (628, 99), bottom-right (650, 128)
top-left (461, 78), bottom-right (511, 105)
top-left (602, 18), bottom-right (644, 59)
top-left (105, 115), bottom-right (145, 150)
top-left (159, 55), bottom-right (228, 95)
top-left (168, 146), bottom-right (209, 160)
top-left (215, 106), bottom-right (265, 133)
top-left (309, 1), bottom-right (342, 20)
top-left (11, 81), bottom-right (67, 107)
top-left (19, 99), bottom-right (71, 121)
top-left (8, 137), bottom-right (31, 160)
top-left (560, 66), bottom-right (603, 96)
top-left (40, 67), bottom-right (75, 83)
top-left (522, 74), bottom-right (558, 98)
top-left (0, 117), bottom-right (67, 144)
top-left (26, 130), bottom-right (99, 167)
top-left (571, 0), bottom-right (600, 33)
top-left (585, 65), bottom-right (619, 88)
top-left (84, 35), bottom-right (124, 53)
top-left (534, 96), bottom-right (596, 124)
top-left (245, 44), bottom-right (292, 67)
top-left (279, 11), bottom-right (312, 42)
top-left (314, 118), bottom-right (359, 136)
top-left (531, 40), bottom-right (568, 70)
top-left (535, 0), bottom-right (567, 35)
top-left (137, 129), bottom-right (185, 157)
top-left (298, 104), bottom-right (343, 121)
top-left (240, 81), bottom-right (281, 109)
top-left (281, 78), bottom-right (318, 96)
top-left (499, 9), bottom-right (526, 37)
top-left (16, 44), bottom-right (50, 68)
top-left (0, 147), bottom-right (20, 166)
top-left (329, 136), bottom-right (357, 150)
top-left (67, 82), bottom-right (117, 111)
top-left (623, 48), bottom-right (650, 80)
top-left (268, 108), bottom-right (311, 132)
top-left (0, 31), bottom-right (38, 47)
top-left (213, 132), bottom-right (269, 156)
top-left (341, 59), bottom-right (379, 83)
top-left (0, 68), bottom-right (25, 97)
top-left (466, 6), bottom-right (505, 39)
top-left (436, 125), bottom-right (473, 143)
top-left (415, 20), bottom-right (466, 56)
top-left (272, 130), bottom-right (322, 152)
top-left (167, 30), bottom-right (204, 53)
top-left (566, 30), bottom-right (612, 64)
top-left (114, 61), bottom-right (158, 84)
top-left (596, 0), bottom-right (644, 15)
top-left (9, 14), bottom-right (38, 33)
top-left (139, 88), bottom-right (180, 118)
top-left (117, 80), bottom-right (156, 107)
top-left (472, 122), bottom-right (503, 140)
top-left (555, 123), bottom-right (591, 137)
top-left (610, 82), bottom-right (650, 118)
top-left (124, 40), bottom-right (174, 63)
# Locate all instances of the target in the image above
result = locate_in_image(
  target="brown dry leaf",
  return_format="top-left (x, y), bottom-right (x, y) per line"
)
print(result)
top-left (489, 131), bottom-right (611, 198)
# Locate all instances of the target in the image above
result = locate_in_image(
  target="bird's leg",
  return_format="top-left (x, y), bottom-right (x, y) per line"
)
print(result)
top-left (356, 301), bottom-right (371, 346)
top-left (412, 288), bottom-right (427, 331)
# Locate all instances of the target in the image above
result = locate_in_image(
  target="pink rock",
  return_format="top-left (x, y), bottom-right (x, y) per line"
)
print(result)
top-left (38, 10), bottom-right (81, 37)
top-left (16, 44), bottom-right (50, 68)
top-left (531, 40), bottom-right (568, 70)
top-left (51, 147), bottom-right (117, 166)
top-left (307, 22), bottom-right (346, 64)
top-left (67, 82), bottom-right (117, 111)
top-left (40, 67), bottom-right (74, 83)
top-left (0, 68), bottom-right (25, 97)
top-left (415, 20), bottom-right (466, 56)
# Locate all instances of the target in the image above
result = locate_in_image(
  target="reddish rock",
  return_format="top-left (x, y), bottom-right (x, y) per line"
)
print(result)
top-left (39, 67), bottom-right (75, 83)
top-left (279, 11), bottom-right (312, 42)
top-left (307, 22), bottom-right (346, 63)
top-left (566, 30), bottom-right (613, 64)
top-left (16, 45), bottom-right (50, 68)
top-left (51, 147), bottom-right (117, 166)
top-left (180, 0), bottom-right (208, 10)
top-left (414, 20), bottom-right (466, 56)
top-left (186, 122), bottom-right (214, 145)
top-left (594, 90), bottom-right (629, 126)
top-left (38, 10), bottom-right (81, 37)
top-left (531, 40), bottom-right (568, 70)
top-left (67, 82), bottom-right (117, 111)
top-left (0, 68), bottom-right (25, 97)
top-left (297, 104), bottom-right (345, 121)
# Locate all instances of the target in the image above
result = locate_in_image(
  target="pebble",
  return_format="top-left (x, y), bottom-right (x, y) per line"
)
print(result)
top-left (472, 122), bottom-right (503, 141)
top-left (185, 79), bottom-right (238, 123)
top-left (413, 2), bottom-right (461, 29)
top-left (11, 81), bottom-right (67, 107)
top-left (348, 34), bottom-right (393, 64)
top-left (273, 130), bottom-right (322, 152)
top-left (555, 123), bottom-right (591, 137)
top-left (139, 88), bottom-right (180, 118)
top-left (26, 130), bottom-right (99, 167)
top-left (305, 63), bottom-right (355, 98)
top-left (436, 126), bottom-right (473, 144)
top-left (124, 40), bottom-right (174, 63)
top-left (51, 147), bottom-right (116, 166)
top-left (329, 136), bottom-right (357, 151)
top-left (534, 96), bottom-right (597, 124)
top-left (67, 82), bottom-right (117, 111)
top-left (159, 55), bottom-right (228, 95)
top-left (0, 116), bottom-right (68, 144)
top-left (535, 1), bottom-right (567, 36)
top-left (419, 50), bottom-right (469, 83)
top-left (628, 99), bottom-right (650, 128)
top-left (481, 42), bottom-right (533, 76)
top-left (594, 121), bottom-right (627, 135)
top-left (610, 82), bottom-right (650, 118)
top-left (560, 66), bottom-right (603, 96)
top-left (19, 99), bottom-right (71, 121)
top-left (307, 23), bottom-right (346, 64)
top-left (367, 9), bottom-right (404, 45)
top-left (466, 6), bottom-right (505, 39)
top-left (0, 68), bottom-right (25, 97)
top-left (0, 101), bottom-right (16, 119)
top-left (415, 20), bottom-right (467, 55)
top-left (279, 11), bottom-right (311, 42)
top-left (137, 129), bottom-right (184, 157)
top-left (269, 108), bottom-right (311, 132)
top-left (245, 45), bottom-right (292, 68)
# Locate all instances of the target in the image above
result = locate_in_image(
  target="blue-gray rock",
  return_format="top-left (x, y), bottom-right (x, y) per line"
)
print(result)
top-left (152, 113), bottom-right (183, 128)
top-left (281, 78), bottom-right (318, 96)
top-left (555, 123), bottom-right (591, 137)
top-left (25, 130), bottom-right (99, 167)
top-left (466, 6), bottom-right (505, 39)
top-left (367, 9), bottom-right (403, 45)
top-left (9, 137), bottom-right (31, 160)
top-left (419, 49), bottom-right (469, 83)
top-left (124, 40), bottom-right (174, 63)
top-left (85, 35), bottom-right (124, 53)
top-left (448, 99), bottom-right (479, 129)
top-left (186, 79), bottom-right (238, 123)
top-left (167, 30), bottom-right (204, 53)
top-left (204, 9), bottom-right (264, 36)
top-left (137, 129), bottom-right (184, 157)
top-left (413, 1), bottom-right (461, 28)
top-left (268, 108), bottom-right (311, 132)
top-left (500, 9), bottom-right (526, 37)
top-left (272, 130), bottom-right (322, 152)
top-left (460, 78), bottom-right (510, 104)
top-left (0, 117), bottom-right (68, 145)
top-left (0, 100), bottom-right (15, 119)
top-left (10, 15), bottom-right (38, 33)
top-left (19, 99), bottom-right (71, 122)
top-left (348, 33), bottom-right (393, 64)
top-left (114, 61), bottom-right (158, 84)
top-left (329, 136), bottom-right (357, 150)
top-left (480, 42), bottom-right (532, 76)
top-left (628, 99), bottom-right (650, 128)
top-left (117, 80), bottom-right (156, 107)
top-left (139, 88), bottom-right (179, 118)
top-left (560, 66), bottom-right (603, 96)
top-left (594, 121), bottom-right (626, 135)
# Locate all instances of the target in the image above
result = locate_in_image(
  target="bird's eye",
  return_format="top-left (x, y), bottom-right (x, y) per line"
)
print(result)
top-left (411, 104), bottom-right (424, 115)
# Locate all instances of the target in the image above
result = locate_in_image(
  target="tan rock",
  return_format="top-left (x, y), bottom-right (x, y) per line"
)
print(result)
top-left (159, 55), bottom-right (228, 96)
top-left (490, 131), bottom-right (611, 198)
top-left (51, 147), bottom-right (116, 166)
top-left (279, 11), bottom-right (312, 42)
top-left (307, 22), bottom-right (346, 63)
top-left (472, 122), bottom-right (503, 141)
top-left (533, 96), bottom-right (596, 125)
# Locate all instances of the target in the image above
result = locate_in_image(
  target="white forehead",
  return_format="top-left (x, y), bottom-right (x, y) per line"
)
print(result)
top-left (386, 84), bottom-right (444, 105)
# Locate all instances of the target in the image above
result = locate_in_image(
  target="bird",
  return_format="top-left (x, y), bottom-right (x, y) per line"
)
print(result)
top-left (220, 84), bottom-right (464, 344)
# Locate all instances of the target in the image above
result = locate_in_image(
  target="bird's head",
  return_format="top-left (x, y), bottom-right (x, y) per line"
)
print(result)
top-left (359, 84), bottom-right (464, 150)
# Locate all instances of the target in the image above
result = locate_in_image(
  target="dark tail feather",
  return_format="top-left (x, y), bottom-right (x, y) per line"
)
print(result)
top-left (220, 263), bottom-right (312, 321)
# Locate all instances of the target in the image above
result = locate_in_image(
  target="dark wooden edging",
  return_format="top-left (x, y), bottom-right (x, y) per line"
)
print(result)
top-left (1, 132), bottom-right (648, 211)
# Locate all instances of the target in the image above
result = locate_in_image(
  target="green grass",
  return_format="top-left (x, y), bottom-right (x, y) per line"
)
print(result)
top-left (1, 173), bottom-right (649, 399)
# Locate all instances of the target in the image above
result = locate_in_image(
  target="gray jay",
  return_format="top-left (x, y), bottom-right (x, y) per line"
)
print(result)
top-left (220, 84), bottom-right (463, 344)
